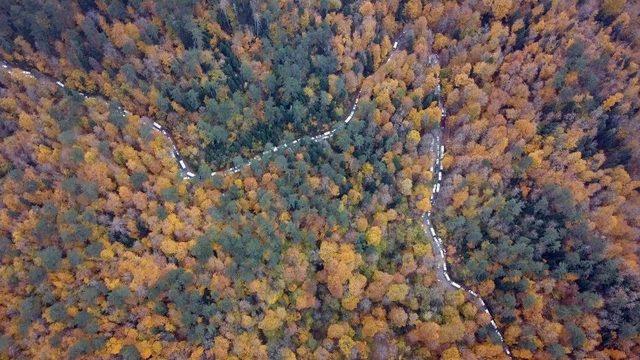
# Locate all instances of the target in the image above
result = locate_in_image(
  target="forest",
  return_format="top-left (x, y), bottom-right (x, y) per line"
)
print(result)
top-left (1, 0), bottom-right (639, 359)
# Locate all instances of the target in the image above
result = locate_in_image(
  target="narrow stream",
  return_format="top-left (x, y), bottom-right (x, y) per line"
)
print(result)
top-left (1, 39), bottom-right (511, 357)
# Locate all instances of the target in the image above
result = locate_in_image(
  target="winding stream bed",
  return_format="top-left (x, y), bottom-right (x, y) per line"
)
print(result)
top-left (1, 37), bottom-right (511, 356)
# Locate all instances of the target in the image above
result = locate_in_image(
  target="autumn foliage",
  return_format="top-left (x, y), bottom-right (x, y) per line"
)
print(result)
top-left (1, 0), bottom-right (639, 359)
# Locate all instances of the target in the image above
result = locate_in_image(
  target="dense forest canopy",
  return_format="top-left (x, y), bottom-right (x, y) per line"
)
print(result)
top-left (1, 0), bottom-right (639, 359)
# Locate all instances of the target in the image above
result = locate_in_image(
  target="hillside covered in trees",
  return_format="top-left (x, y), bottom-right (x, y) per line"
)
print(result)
top-left (1, 0), bottom-right (639, 359)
